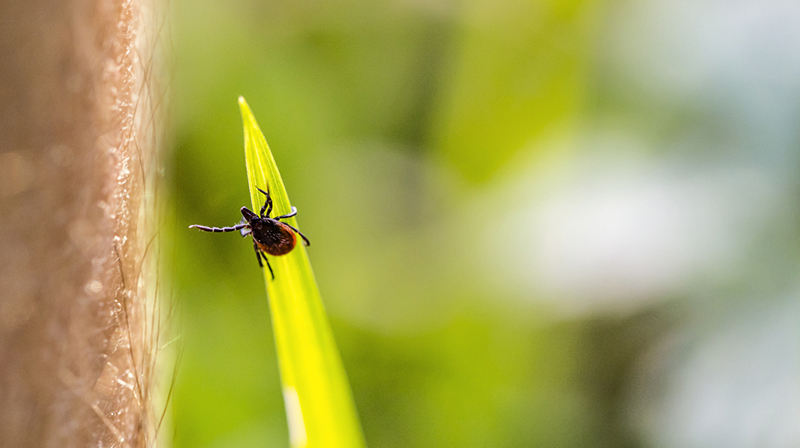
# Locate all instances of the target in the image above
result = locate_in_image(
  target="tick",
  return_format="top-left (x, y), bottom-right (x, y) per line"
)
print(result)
top-left (189, 187), bottom-right (310, 279)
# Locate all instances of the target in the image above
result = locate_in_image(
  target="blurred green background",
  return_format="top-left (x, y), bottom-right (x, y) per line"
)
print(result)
top-left (167, 0), bottom-right (800, 447)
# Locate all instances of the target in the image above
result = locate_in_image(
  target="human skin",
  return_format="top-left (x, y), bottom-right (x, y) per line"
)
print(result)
top-left (0, 0), bottom-right (165, 446)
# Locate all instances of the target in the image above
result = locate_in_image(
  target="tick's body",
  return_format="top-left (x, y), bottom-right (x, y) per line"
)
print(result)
top-left (189, 187), bottom-right (310, 278)
top-left (249, 215), bottom-right (296, 256)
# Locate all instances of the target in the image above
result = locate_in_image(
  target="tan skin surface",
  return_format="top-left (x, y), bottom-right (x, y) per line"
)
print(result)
top-left (0, 0), bottom-right (166, 446)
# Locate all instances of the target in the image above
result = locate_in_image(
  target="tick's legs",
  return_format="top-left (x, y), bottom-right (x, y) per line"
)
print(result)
top-left (252, 241), bottom-right (263, 267)
top-left (259, 196), bottom-right (271, 218)
top-left (257, 187), bottom-right (273, 218)
top-left (273, 206), bottom-right (297, 220)
top-left (282, 222), bottom-right (311, 246)
top-left (189, 223), bottom-right (248, 233)
top-left (273, 206), bottom-right (309, 246)
top-left (265, 258), bottom-right (274, 279)
top-left (239, 218), bottom-right (252, 237)
top-left (253, 241), bottom-right (275, 279)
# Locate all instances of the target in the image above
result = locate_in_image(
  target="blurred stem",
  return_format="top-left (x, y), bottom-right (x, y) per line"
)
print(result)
top-left (0, 0), bottom-right (166, 447)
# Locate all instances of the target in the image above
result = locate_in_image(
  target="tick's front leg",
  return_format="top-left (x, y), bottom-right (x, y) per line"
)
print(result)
top-left (257, 187), bottom-right (273, 218)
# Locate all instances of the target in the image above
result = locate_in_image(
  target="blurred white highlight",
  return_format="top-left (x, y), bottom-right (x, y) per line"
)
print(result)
top-left (489, 143), bottom-right (779, 315)
top-left (283, 387), bottom-right (307, 448)
top-left (628, 297), bottom-right (800, 448)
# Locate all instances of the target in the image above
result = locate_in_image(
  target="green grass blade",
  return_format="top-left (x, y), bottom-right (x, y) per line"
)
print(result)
top-left (238, 97), bottom-right (366, 448)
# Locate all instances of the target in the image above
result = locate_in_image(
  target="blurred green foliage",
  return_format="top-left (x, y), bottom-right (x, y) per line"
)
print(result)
top-left (166, 0), bottom-right (695, 447)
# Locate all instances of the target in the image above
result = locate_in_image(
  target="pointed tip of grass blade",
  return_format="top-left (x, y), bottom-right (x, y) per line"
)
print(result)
top-left (238, 96), bottom-right (289, 216)
top-left (236, 97), bottom-right (367, 448)
top-left (238, 96), bottom-right (252, 129)
top-left (238, 97), bottom-right (258, 138)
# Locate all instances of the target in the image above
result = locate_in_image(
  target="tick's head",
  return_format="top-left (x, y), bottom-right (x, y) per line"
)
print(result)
top-left (241, 206), bottom-right (259, 222)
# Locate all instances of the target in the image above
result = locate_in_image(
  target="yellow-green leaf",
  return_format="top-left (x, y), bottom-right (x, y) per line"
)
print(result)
top-left (239, 97), bottom-right (366, 448)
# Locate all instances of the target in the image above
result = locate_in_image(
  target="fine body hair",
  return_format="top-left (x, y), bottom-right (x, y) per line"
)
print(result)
top-left (0, 0), bottom-right (173, 446)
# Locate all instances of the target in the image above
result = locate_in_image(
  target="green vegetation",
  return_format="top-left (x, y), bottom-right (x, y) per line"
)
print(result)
top-left (171, 0), bottom-right (793, 447)
top-left (239, 97), bottom-right (365, 448)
